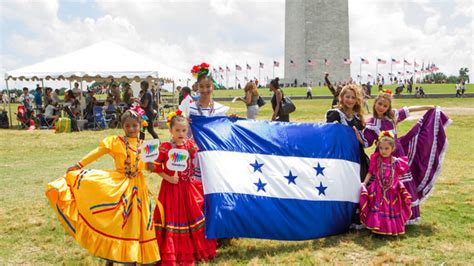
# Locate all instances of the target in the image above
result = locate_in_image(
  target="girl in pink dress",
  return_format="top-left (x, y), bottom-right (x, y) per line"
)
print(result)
top-left (360, 131), bottom-right (412, 235)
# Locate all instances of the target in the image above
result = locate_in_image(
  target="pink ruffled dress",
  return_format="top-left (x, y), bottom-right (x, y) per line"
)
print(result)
top-left (360, 152), bottom-right (412, 235)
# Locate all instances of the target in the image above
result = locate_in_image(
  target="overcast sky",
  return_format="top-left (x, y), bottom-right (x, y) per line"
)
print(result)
top-left (1, 0), bottom-right (472, 87)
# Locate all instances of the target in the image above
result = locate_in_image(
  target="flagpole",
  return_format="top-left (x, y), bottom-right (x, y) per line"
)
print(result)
top-left (403, 58), bottom-right (406, 84)
top-left (390, 60), bottom-right (393, 84)
top-left (273, 62), bottom-right (275, 79)
top-left (376, 59), bottom-right (378, 84)
top-left (235, 67), bottom-right (237, 89)
top-left (259, 62), bottom-right (261, 84)
top-left (359, 57), bottom-right (362, 84)
top-left (413, 57), bottom-right (416, 84)
top-left (226, 68), bottom-right (229, 88)
top-left (246, 62), bottom-right (248, 81)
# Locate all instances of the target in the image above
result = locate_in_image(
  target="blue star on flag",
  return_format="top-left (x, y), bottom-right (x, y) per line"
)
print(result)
top-left (314, 162), bottom-right (325, 176)
top-left (250, 159), bottom-right (264, 173)
top-left (284, 170), bottom-right (298, 185)
top-left (316, 181), bottom-right (328, 196)
top-left (254, 178), bottom-right (267, 192)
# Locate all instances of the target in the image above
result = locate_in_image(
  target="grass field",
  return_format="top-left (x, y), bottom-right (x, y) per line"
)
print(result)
top-left (1, 97), bottom-right (473, 264)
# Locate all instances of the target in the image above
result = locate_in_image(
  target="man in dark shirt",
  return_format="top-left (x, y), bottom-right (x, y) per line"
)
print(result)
top-left (140, 81), bottom-right (159, 139)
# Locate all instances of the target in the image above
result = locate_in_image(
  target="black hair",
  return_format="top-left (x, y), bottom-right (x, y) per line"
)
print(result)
top-left (23, 87), bottom-right (28, 91)
top-left (270, 77), bottom-right (280, 90)
top-left (181, 86), bottom-right (191, 95)
top-left (197, 69), bottom-right (213, 83)
top-left (140, 81), bottom-right (149, 90)
top-left (170, 114), bottom-right (188, 129)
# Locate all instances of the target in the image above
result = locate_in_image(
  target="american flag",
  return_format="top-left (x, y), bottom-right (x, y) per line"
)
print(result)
top-left (307, 59), bottom-right (315, 66)
top-left (404, 59), bottom-right (411, 66)
top-left (219, 66), bottom-right (224, 72)
top-left (368, 73), bottom-right (373, 77)
top-left (236, 64), bottom-right (242, 71)
top-left (392, 58), bottom-right (400, 64)
top-left (361, 58), bottom-right (369, 64)
top-left (275, 60), bottom-right (281, 67)
top-left (213, 67), bottom-right (217, 73)
top-left (414, 61), bottom-right (420, 67)
top-left (220, 74), bottom-right (224, 79)
top-left (324, 58), bottom-right (330, 66)
top-left (397, 71), bottom-right (403, 75)
top-left (406, 70), bottom-right (412, 74)
top-left (236, 76), bottom-right (240, 81)
top-left (244, 76), bottom-right (249, 81)
top-left (431, 64), bottom-right (439, 72)
top-left (259, 62), bottom-right (264, 68)
top-left (246, 64), bottom-right (251, 70)
top-left (377, 58), bottom-right (387, 64)
top-left (226, 65), bottom-right (231, 71)
top-left (343, 58), bottom-right (352, 65)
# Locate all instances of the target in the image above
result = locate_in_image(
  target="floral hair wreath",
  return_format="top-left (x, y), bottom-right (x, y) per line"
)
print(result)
top-left (378, 130), bottom-right (394, 140)
top-left (190, 62), bottom-right (222, 89)
top-left (380, 88), bottom-right (393, 96)
top-left (191, 62), bottom-right (210, 78)
top-left (166, 109), bottom-right (183, 128)
top-left (130, 104), bottom-right (149, 131)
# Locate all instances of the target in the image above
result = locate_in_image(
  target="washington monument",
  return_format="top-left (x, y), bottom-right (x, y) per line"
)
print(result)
top-left (285, 0), bottom-right (350, 85)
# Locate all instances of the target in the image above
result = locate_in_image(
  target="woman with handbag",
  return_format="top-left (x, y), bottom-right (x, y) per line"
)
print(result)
top-left (238, 81), bottom-right (260, 119)
top-left (270, 77), bottom-right (289, 122)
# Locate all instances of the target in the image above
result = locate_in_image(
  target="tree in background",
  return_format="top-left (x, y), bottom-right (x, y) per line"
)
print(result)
top-left (459, 67), bottom-right (469, 83)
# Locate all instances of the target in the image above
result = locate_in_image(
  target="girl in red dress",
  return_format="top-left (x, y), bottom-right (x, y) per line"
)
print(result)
top-left (151, 110), bottom-right (216, 265)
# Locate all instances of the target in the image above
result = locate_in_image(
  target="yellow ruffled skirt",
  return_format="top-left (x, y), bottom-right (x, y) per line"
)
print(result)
top-left (45, 169), bottom-right (160, 264)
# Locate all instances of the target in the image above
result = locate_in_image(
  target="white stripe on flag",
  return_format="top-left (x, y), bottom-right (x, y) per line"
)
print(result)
top-left (199, 151), bottom-right (361, 203)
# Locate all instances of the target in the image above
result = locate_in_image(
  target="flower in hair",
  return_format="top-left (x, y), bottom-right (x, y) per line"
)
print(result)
top-left (378, 130), bottom-right (394, 140)
top-left (191, 62), bottom-right (210, 78)
top-left (130, 104), bottom-right (145, 116)
top-left (166, 110), bottom-right (184, 128)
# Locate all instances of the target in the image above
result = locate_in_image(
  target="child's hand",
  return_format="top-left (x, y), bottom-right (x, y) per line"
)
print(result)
top-left (67, 165), bottom-right (80, 173)
top-left (147, 163), bottom-right (155, 172)
top-left (167, 175), bottom-right (179, 184)
top-left (352, 126), bottom-right (364, 145)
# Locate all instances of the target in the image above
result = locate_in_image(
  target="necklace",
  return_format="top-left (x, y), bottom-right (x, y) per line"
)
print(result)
top-left (197, 99), bottom-right (214, 116)
top-left (124, 136), bottom-right (142, 178)
top-left (377, 156), bottom-right (395, 204)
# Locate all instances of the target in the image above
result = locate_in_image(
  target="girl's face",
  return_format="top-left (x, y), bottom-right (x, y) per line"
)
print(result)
top-left (198, 79), bottom-right (213, 97)
top-left (342, 90), bottom-right (356, 109)
top-left (375, 98), bottom-right (390, 117)
top-left (122, 118), bottom-right (140, 138)
top-left (378, 141), bottom-right (394, 158)
top-left (170, 120), bottom-right (188, 144)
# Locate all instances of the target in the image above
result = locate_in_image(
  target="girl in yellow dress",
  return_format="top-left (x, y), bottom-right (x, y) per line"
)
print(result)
top-left (45, 107), bottom-right (160, 264)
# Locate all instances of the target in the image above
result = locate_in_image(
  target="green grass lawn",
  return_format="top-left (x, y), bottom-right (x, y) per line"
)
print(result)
top-left (1, 98), bottom-right (473, 264)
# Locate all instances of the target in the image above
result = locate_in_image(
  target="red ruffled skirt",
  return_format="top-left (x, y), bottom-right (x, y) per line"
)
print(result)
top-left (154, 179), bottom-right (216, 265)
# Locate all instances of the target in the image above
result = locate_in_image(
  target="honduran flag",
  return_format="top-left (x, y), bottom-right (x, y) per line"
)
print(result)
top-left (190, 116), bottom-right (361, 240)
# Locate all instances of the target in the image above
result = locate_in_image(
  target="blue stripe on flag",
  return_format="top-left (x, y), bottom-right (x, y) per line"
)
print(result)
top-left (204, 193), bottom-right (357, 240)
top-left (190, 116), bottom-right (359, 163)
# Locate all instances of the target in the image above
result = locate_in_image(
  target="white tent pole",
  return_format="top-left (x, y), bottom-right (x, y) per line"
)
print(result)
top-left (5, 79), bottom-right (13, 128)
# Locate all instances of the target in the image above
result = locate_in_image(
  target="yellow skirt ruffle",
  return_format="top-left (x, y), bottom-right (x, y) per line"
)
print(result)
top-left (45, 169), bottom-right (160, 264)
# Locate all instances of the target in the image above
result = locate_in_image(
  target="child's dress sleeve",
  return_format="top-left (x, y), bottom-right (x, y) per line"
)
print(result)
top-left (154, 142), bottom-right (170, 174)
top-left (362, 127), bottom-right (378, 148)
top-left (77, 136), bottom-right (114, 168)
top-left (325, 109), bottom-right (341, 123)
top-left (394, 107), bottom-right (410, 123)
top-left (368, 152), bottom-right (379, 176)
top-left (394, 156), bottom-right (410, 176)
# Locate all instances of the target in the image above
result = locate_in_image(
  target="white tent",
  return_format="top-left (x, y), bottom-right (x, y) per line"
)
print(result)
top-left (4, 41), bottom-right (189, 126)
top-left (5, 41), bottom-right (188, 82)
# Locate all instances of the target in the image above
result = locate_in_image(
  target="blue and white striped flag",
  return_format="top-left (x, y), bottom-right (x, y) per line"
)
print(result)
top-left (190, 116), bottom-right (361, 240)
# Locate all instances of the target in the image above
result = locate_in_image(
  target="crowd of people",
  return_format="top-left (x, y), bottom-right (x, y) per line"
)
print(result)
top-left (44, 63), bottom-right (449, 265)
top-left (6, 81), bottom-right (163, 135)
